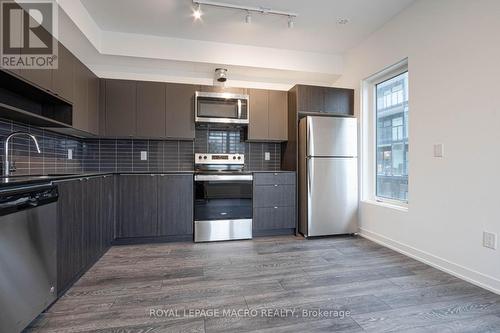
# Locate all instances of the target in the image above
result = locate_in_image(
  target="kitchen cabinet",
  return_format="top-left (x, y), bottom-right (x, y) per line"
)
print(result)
top-left (56, 175), bottom-right (114, 295)
top-left (72, 59), bottom-right (88, 132)
top-left (87, 69), bottom-right (100, 135)
top-left (268, 90), bottom-right (288, 140)
top-left (51, 43), bottom-right (74, 102)
top-left (137, 81), bottom-right (166, 138)
top-left (165, 83), bottom-right (196, 139)
top-left (248, 89), bottom-right (288, 141)
top-left (100, 175), bottom-right (115, 247)
top-left (117, 175), bottom-right (158, 238)
top-left (157, 174), bottom-right (193, 236)
top-left (293, 85), bottom-right (354, 115)
top-left (56, 179), bottom-right (83, 295)
top-left (253, 172), bottom-right (296, 235)
top-left (104, 79), bottom-right (137, 137)
top-left (82, 177), bottom-right (101, 266)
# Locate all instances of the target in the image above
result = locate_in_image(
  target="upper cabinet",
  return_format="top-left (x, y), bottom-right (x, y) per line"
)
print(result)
top-left (292, 85), bottom-right (354, 116)
top-left (51, 43), bottom-right (74, 103)
top-left (104, 79), bottom-right (137, 137)
top-left (248, 89), bottom-right (288, 141)
top-left (101, 79), bottom-right (196, 139)
top-left (136, 81), bottom-right (166, 138)
top-left (72, 59), bottom-right (88, 132)
top-left (165, 83), bottom-right (197, 140)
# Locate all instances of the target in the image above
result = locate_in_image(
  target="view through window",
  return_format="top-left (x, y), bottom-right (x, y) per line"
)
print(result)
top-left (376, 71), bottom-right (409, 202)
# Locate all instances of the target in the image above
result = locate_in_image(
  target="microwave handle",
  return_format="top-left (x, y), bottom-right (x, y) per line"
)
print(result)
top-left (237, 99), bottom-right (241, 119)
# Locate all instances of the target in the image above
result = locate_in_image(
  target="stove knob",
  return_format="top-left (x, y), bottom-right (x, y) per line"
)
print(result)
top-left (233, 156), bottom-right (236, 160)
top-left (203, 156), bottom-right (207, 159)
top-left (237, 156), bottom-right (241, 160)
top-left (198, 156), bottom-right (202, 159)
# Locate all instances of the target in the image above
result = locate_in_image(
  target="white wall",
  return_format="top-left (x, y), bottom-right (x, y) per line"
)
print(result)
top-left (336, 0), bottom-right (500, 293)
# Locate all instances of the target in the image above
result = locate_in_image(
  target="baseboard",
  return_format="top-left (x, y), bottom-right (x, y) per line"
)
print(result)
top-left (359, 228), bottom-right (500, 295)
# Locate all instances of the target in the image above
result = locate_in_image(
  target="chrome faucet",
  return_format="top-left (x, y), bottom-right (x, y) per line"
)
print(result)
top-left (3, 132), bottom-right (41, 177)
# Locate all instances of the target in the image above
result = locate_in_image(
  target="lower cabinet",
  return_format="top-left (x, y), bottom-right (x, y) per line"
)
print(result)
top-left (116, 174), bottom-right (193, 242)
top-left (253, 172), bottom-right (296, 236)
top-left (56, 175), bottom-right (115, 295)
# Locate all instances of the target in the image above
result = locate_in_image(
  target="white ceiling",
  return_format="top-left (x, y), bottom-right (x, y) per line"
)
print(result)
top-left (80, 0), bottom-right (415, 55)
top-left (52, 0), bottom-right (415, 89)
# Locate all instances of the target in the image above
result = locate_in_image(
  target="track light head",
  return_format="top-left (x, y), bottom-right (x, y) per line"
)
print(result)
top-left (193, 3), bottom-right (202, 20)
top-left (245, 11), bottom-right (252, 24)
top-left (288, 16), bottom-right (294, 29)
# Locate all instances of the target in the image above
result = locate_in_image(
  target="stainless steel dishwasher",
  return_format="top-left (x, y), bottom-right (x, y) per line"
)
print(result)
top-left (0, 183), bottom-right (58, 333)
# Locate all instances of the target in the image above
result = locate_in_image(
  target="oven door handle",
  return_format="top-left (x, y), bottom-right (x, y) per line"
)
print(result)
top-left (195, 175), bottom-right (253, 181)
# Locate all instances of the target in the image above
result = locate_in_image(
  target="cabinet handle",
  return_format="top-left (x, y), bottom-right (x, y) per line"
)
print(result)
top-left (274, 206), bottom-right (278, 209)
top-left (274, 184), bottom-right (278, 187)
top-left (274, 173), bottom-right (278, 176)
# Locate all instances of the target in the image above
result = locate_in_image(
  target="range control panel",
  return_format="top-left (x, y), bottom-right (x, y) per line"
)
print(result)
top-left (195, 153), bottom-right (245, 165)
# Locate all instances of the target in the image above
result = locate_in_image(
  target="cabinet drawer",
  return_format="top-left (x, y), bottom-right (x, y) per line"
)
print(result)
top-left (253, 184), bottom-right (295, 208)
top-left (253, 206), bottom-right (296, 230)
top-left (254, 172), bottom-right (295, 185)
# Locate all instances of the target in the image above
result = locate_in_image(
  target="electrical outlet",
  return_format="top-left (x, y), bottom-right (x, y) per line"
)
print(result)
top-left (264, 152), bottom-right (271, 161)
top-left (67, 149), bottom-right (73, 160)
top-left (433, 144), bottom-right (444, 158)
top-left (483, 231), bottom-right (497, 250)
top-left (140, 151), bottom-right (148, 161)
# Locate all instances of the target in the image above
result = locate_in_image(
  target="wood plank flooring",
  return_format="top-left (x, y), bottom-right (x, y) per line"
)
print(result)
top-left (26, 235), bottom-right (500, 332)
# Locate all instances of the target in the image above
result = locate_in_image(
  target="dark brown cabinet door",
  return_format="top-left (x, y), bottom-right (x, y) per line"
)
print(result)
top-left (56, 180), bottom-right (83, 294)
top-left (157, 175), bottom-right (193, 236)
top-left (105, 79), bottom-right (136, 137)
top-left (100, 175), bottom-right (115, 247)
top-left (268, 90), bottom-right (288, 140)
top-left (51, 43), bottom-right (74, 102)
top-left (87, 71), bottom-right (99, 135)
top-left (137, 81), bottom-right (166, 138)
top-left (82, 177), bottom-right (101, 266)
top-left (324, 87), bottom-right (354, 115)
top-left (72, 60), bottom-right (88, 131)
top-left (117, 175), bottom-right (158, 238)
top-left (165, 83), bottom-right (197, 139)
top-left (248, 89), bottom-right (269, 140)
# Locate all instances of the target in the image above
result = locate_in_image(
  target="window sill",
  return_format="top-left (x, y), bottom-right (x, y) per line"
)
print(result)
top-left (361, 199), bottom-right (408, 212)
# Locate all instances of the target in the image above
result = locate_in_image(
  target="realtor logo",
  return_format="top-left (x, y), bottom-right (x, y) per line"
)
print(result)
top-left (1, 0), bottom-right (58, 69)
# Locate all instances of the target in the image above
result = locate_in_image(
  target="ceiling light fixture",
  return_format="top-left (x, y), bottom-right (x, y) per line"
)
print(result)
top-left (245, 11), bottom-right (252, 24)
top-left (192, 0), bottom-right (297, 28)
top-left (193, 3), bottom-right (202, 20)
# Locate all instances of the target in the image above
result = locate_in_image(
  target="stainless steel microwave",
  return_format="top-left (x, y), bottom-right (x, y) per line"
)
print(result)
top-left (195, 91), bottom-right (249, 125)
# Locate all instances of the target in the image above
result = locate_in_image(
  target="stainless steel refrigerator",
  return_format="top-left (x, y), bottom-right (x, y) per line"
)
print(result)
top-left (299, 116), bottom-right (358, 237)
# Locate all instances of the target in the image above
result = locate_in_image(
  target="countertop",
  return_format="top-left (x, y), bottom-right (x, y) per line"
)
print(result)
top-left (0, 170), bottom-right (295, 190)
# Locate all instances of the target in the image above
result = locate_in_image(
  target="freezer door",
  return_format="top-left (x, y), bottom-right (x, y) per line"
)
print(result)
top-left (306, 116), bottom-right (357, 157)
top-left (307, 157), bottom-right (358, 236)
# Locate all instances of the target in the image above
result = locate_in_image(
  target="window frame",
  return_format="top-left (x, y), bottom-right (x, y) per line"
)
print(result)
top-left (361, 59), bottom-right (409, 209)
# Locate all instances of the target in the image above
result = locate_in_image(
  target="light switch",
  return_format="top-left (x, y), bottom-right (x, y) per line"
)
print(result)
top-left (140, 151), bottom-right (148, 161)
top-left (264, 152), bottom-right (271, 161)
top-left (433, 144), bottom-right (444, 158)
top-left (67, 149), bottom-right (73, 160)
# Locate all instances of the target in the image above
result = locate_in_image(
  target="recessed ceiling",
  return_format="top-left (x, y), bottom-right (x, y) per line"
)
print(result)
top-left (80, 0), bottom-right (415, 54)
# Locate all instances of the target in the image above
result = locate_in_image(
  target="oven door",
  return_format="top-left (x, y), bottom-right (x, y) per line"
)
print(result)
top-left (194, 174), bottom-right (252, 242)
top-left (195, 92), bottom-right (249, 124)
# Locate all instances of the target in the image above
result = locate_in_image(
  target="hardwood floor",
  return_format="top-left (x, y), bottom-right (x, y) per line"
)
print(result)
top-left (27, 235), bottom-right (500, 332)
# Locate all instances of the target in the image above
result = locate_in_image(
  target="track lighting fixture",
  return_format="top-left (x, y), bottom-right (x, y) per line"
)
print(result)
top-left (192, 0), bottom-right (297, 28)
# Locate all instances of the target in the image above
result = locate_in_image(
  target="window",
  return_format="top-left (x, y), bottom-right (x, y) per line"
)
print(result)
top-left (375, 71), bottom-right (408, 202)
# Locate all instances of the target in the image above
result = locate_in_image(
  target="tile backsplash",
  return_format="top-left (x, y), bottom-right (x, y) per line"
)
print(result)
top-left (0, 118), bottom-right (282, 175)
top-left (195, 126), bottom-right (281, 171)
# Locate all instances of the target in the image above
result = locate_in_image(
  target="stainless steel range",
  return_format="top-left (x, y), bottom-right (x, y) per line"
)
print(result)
top-left (194, 153), bottom-right (252, 242)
